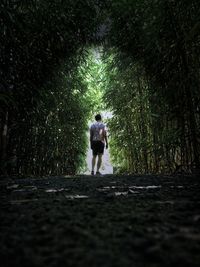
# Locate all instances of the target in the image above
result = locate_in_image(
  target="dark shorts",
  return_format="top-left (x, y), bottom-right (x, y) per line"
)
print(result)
top-left (91, 141), bottom-right (105, 156)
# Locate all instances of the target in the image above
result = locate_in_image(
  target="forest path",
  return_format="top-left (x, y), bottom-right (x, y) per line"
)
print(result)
top-left (84, 145), bottom-right (113, 174)
top-left (0, 174), bottom-right (200, 267)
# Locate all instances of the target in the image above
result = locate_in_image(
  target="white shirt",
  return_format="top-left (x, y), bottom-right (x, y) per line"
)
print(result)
top-left (90, 121), bottom-right (106, 142)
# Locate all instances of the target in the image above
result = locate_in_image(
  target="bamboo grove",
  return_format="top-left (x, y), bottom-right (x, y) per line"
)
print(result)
top-left (104, 0), bottom-right (200, 174)
top-left (0, 0), bottom-right (200, 176)
top-left (0, 0), bottom-right (107, 176)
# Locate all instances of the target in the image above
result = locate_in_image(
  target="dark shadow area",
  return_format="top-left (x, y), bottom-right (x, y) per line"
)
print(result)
top-left (1, 0), bottom-right (200, 176)
top-left (0, 174), bottom-right (200, 267)
top-left (0, 1), bottom-right (200, 266)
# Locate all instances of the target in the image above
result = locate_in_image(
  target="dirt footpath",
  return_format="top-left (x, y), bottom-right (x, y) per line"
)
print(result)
top-left (0, 174), bottom-right (200, 267)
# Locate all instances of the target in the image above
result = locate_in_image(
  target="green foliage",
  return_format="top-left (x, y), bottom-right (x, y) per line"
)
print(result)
top-left (1, 0), bottom-right (200, 176)
top-left (104, 0), bottom-right (200, 173)
top-left (0, 0), bottom-right (105, 175)
top-left (80, 47), bottom-right (107, 119)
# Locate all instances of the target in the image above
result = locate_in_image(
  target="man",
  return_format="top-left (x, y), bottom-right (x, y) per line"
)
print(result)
top-left (90, 114), bottom-right (108, 175)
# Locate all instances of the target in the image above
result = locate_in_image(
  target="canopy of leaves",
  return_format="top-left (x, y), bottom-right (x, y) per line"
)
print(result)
top-left (1, 0), bottom-right (200, 176)
top-left (103, 0), bottom-right (200, 173)
top-left (0, 0), bottom-right (107, 175)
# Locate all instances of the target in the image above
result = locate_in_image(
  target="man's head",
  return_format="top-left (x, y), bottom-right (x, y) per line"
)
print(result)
top-left (95, 114), bottom-right (101, 121)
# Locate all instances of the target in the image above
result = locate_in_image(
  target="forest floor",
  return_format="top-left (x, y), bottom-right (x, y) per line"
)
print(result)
top-left (0, 174), bottom-right (200, 267)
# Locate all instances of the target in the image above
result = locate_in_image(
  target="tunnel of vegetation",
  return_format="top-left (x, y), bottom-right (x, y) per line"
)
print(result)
top-left (0, 0), bottom-right (200, 176)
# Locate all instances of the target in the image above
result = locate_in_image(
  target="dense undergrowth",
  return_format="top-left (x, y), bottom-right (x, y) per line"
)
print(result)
top-left (103, 0), bottom-right (200, 174)
top-left (1, 0), bottom-right (200, 176)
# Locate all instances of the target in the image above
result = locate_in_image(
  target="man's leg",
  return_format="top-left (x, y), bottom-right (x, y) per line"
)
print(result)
top-left (97, 154), bottom-right (103, 173)
top-left (92, 155), bottom-right (97, 173)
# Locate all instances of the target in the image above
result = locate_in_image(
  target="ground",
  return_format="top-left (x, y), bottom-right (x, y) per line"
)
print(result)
top-left (0, 174), bottom-right (200, 267)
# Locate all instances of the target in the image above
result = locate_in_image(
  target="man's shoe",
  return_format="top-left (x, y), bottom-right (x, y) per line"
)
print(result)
top-left (91, 171), bottom-right (94, 175)
top-left (96, 171), bottom-right (102, 176)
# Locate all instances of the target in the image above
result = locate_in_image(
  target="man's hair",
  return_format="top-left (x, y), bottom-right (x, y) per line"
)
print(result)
top-left (95, 114), bottom-right (101, 121)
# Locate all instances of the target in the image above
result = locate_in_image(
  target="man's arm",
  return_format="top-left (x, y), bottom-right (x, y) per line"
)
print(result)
top-left (104, 128), bottom-right (108, 149)
top-left (90, 128), bottom-right (93, 149)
